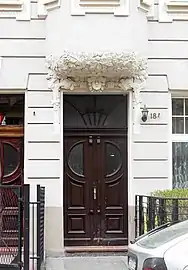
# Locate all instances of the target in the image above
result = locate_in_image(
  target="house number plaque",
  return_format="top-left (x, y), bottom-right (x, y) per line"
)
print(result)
top-left (150, 112), bottom-right (161, 120)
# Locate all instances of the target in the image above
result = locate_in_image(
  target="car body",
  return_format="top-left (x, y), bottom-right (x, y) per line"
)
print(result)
top-left (128, 220), bottom-right (188, 270)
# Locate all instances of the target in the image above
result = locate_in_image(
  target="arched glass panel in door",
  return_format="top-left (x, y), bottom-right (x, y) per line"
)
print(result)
top-left (0, 140), bottom-right (22, 185)
top-left (68, 143), bottom-right (84, 176)
top-left (3, 143), bottom-right (19, 177)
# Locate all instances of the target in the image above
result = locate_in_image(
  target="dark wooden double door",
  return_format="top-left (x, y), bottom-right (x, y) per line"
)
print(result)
top-left (64, 133), bottom-right (128, 246)
top-left (63, 95), bottom-right (128, 246)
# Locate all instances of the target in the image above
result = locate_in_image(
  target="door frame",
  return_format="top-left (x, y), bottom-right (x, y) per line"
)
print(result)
top-left (60, 92), bottom-right (133, 248)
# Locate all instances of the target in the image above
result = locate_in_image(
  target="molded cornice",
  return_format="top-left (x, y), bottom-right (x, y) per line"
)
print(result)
top-left (71, 0), bottom-right (129, 16)
top-left (46, 51), bottom-right (148, 134)
top-left (0, 0), bottom-right (30, 20)
top-left (159, 0), bottom-right (188, 22)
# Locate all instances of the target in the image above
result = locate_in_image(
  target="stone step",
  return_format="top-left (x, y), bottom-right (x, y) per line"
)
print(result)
top-left (65, 246), bottom-right (128, 253)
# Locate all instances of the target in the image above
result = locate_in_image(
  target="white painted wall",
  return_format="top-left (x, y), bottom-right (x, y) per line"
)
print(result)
top-left (46, 0), bottom-right (149, 56)
top-left (1, 0), bottom-right (188, 253)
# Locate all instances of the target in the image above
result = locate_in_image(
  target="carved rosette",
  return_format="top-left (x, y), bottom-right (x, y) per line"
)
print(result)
top-left (87, 77), bottom-right (107, 92)
top-left (46, 51), bottom-right (148, 134)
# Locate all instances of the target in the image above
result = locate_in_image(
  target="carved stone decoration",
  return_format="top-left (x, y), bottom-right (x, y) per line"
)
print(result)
top-left (37, 0), bottom-right (61, 18)
top-left (46, 51), bottom-right (147, 81)
top-left (138, 0), bottom-right (154, 17)
top-left (59, 78), bottom-right (76, 91)
top-left (87, 77), bottom-right (107, 92)
top-left (46, 70), bottom-right (61, 134)
top-left (118, 78), bottom-right (134, 91)
top-left (46, 51), bottom-right (148, 134)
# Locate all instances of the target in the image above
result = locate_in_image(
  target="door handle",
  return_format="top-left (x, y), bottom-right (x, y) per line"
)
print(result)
top-left (97, 209), bottom-right (101, 214)
top-left (89, 136), bottom-right (93, 144)
top-left (89, 209), bottom-right (94, 214)
top-left (93, 187), bottom-right (97, 200)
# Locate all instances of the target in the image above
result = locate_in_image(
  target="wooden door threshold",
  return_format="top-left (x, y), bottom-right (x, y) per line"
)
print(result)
top-left (65, 246), bottom-right (128, 253)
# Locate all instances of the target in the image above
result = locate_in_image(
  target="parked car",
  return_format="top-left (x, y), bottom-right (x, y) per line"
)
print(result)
top-left (128, 220), bottom-right (188, 270)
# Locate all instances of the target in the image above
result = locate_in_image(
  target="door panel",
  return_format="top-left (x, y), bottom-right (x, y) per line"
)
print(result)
top-left (64, 134), bottom-right (128, 246)
top-left (64, 135), bottom-right (96, 246)
top-left (98, 136), bottom-right (128, 245)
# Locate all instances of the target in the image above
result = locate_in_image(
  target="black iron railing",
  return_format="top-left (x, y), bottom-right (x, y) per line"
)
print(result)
top-left (37, 185), bottom-right (45, 270)
top-left (24, 185), bottom-right (45, 270)
top-left (23, 184), bottom-right (30, 270)
top-left (0, 184), bottom-right (45, 270)
top-left (135, 194), bottom-right (188, 238)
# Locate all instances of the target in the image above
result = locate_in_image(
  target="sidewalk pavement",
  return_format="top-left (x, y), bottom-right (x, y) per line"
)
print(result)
top-left (46, 255), bottom-right (128, 270)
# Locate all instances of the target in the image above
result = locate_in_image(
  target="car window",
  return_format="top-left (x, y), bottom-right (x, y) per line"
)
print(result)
top-left (137, 220), bottom-right (188, 249)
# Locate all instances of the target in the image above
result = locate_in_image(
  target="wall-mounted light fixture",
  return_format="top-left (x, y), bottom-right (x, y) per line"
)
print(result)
top-left (141, 104), bottom-right (149, 122)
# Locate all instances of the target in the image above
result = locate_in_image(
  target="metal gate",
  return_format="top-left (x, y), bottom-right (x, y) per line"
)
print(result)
top-left (0, 184), bottom-right (45, 270)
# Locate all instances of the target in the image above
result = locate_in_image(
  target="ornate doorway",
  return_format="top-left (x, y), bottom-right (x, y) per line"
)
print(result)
top-left (63, 95), bottom-right (128, 246)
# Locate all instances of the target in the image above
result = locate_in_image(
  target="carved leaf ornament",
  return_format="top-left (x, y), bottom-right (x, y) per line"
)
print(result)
top-left (46, 51), bottom-right (148, 134)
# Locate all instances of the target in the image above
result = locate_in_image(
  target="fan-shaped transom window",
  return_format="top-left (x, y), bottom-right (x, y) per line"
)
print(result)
top-left (63, 95), bottom-right (127, 129)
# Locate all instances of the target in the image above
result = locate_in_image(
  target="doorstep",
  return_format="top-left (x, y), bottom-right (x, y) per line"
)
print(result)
top-left (65, 246), bottom-right (128, 253)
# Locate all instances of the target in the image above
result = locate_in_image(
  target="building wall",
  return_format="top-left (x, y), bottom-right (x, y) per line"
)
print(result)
top-left (45, 1), bottom-right (148, 55)
top-left (1, 0), bottom-right (188, 254)
top-left (129, 2), bottom-right (188, 238)
top-left (26, 75), bottom-right (63, 253)
top-left (0, 0), bottom-right (63, 254)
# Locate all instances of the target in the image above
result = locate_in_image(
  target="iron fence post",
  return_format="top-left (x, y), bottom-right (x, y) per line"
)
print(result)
top-left (17, 186), bottom-right (23, 270)
top-left (139, 196), bottom-right (144, 236)
top-left (37, 185), bottom-right (40, 270)
top-left (172, 199), bottom-right (179, 222)
top-left (23, 184), bottom-right (30, 270)
top-left (135, 195), bottom-right (138, 238)
top-left (159, 198), bottom-right (166, 225)
top-left (37, 185), bottom-right (45, 270)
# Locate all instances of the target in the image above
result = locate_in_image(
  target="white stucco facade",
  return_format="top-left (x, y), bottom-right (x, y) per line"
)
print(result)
top-left (1, 0), bottom-right (188, 259)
